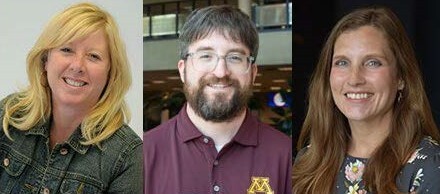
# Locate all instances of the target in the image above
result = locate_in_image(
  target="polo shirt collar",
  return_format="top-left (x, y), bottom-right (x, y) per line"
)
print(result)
top-left (177, 104), bottom-right (259, 146)
top-left (177, 104), bottom-right (204, 143)
top-left (231, 109), bottom-right (258, 147)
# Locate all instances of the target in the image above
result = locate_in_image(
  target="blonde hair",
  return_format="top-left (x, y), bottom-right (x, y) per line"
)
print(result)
top-left (292, 6), bottom-right (439, 193)
top-left (2, 2), bottom-right (131, 145)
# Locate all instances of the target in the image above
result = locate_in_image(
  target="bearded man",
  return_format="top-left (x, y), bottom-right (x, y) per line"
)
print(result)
top-left (143, 5), bottom-right (292, 194)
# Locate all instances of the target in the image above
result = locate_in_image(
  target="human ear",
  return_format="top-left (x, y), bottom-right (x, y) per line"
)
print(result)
top-left (251, 64), bottom-right (258, 83)
top-left (178, 60), bottom-right (186, 83)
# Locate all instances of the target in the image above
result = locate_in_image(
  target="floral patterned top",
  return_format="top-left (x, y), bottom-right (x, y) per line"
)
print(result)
top-left (335, 136), bottom-right (440, 194)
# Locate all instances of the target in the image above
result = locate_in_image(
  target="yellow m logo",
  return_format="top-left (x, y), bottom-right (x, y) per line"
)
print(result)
top-left (247, 176), bottom-right (274, 194)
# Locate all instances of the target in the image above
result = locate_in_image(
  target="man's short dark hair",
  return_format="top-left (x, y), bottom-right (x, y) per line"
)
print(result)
top-left (179, 5), bottom-right (259, 63)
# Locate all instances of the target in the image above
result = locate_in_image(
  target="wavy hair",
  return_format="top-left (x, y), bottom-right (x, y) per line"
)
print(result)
top-left (2, 2), bottom-right (131, 145)
top-left (292, 6), bottom-right (439, 193)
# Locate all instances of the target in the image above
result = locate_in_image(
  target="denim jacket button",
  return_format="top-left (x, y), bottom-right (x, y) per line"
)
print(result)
top-left (43, 187), bottom-right (50, 194)
top-left (60, 148), bottom-right (68, 155)
top-left (3, 158), bottom-right (10, 167)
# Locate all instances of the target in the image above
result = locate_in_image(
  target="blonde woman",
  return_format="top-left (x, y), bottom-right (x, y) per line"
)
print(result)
top-left (0, 3), bottom-right (141, 193)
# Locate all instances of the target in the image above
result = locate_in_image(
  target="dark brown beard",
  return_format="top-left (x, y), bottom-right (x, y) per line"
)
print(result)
top-left (183, 74), bottom-right (252, 122)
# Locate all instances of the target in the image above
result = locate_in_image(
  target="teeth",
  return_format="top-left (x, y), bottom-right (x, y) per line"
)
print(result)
top-left (210, 84), bottom-right (228, 88)
top-left (65, 78), bottom-right (86, 87)
top-left (346, 93), bottom-right (370, 99)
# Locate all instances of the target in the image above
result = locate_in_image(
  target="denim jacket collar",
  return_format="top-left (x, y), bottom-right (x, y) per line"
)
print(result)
top-left (25, 119), bottom-right (50, 137)
top-left (24, 118), bottom-right (90, 154)
top-left (65, 128), bottom-right (90, 154)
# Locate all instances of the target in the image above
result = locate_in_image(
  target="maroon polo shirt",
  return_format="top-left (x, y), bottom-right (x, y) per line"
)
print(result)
top-left (144, 104), bottom-right (292, 194)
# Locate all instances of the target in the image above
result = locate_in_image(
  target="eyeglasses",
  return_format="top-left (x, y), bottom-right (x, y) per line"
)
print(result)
top-left (185, 51), bottom-right (255, 74)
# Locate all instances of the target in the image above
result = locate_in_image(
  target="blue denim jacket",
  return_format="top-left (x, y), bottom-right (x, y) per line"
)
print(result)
top-left (0, 102), bottom-right (142, 193)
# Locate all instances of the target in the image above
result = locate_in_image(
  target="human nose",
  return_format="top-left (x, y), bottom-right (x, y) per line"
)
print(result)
top-left (211, 56), bottom-right (231, 78)
top-left (69, 54), bottom-right (85, 73)
top-left (348, 66), bottom-right (366, 86)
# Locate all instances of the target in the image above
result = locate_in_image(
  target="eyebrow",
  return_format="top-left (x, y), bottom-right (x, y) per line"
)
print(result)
top-left (333, 53), bottom-right (389, 60)
top-left (195, 46), bottom-right (248, 55)
top-left (195, 46), bottom-right (214, 52)
top-left (363, 54), bottom-right (389, 61)
top-left (227, 48), bottom-right (247, 55)
top-left (332, 55), bottom-right (345, 60)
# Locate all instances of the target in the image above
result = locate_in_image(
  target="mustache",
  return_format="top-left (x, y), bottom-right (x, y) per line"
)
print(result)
top-left (200, 76), bottom-right (239, 87)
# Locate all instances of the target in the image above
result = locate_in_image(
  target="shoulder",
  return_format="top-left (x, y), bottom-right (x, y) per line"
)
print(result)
top-left (252, 118), bottom-right (292, 159)
top-left (96, 124), bottom-right (142, 177)
top-left (401, 136), bottom-right (440, 192)
top-left (419, 136), bottom-right (440, 152)
top-left (0, 93), bottom-right (24, 120)
top-left (143, 116), bottom-right (180, 167)
top-left (408, 136), bottom-right (440, 164)
top-left (143, 116), bottom-right (178, 145)
top-left (0, 92), bottom-right (22, 106)
top-left (0, 93), bottom-right (16, 115)
top-left (406, 136), bottom-right (440, 167)
top-left (108, 124), bottom-right (142, 144)
top-left (257, 119), bottom-right (292, 147)
top-left (95, 124), bottom-right (142, 188)
top-left (101, 124), bottom-right (142, 156)
top-left (0, 93), bottom-right (14, 104)
top-left (407, 136), bottom-right (440, 171)
top-left (0, 93), bottom-right (19, 136)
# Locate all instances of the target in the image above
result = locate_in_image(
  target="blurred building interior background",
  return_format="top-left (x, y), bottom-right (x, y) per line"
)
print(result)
top-left (143, 0), bottom-right (293, 138)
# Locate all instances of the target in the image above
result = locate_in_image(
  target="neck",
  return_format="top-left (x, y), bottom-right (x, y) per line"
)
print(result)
top-left (347, 113), bottom-right (393, 158)
top-left (186, 104), bottom-right (246, 151)
top-left (49, 103), bottom-right (89, 148)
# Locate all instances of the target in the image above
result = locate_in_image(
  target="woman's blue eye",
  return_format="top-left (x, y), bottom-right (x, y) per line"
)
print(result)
top-left (366, 60), bottom-right (382, 67)
top-left (334, 60), bottom-right (348, 66)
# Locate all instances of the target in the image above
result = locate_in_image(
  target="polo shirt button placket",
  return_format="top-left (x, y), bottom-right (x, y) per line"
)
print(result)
top-left (213, 185), bottom-right (220, 193)
top-left (203, 137), bottom-right (209, 144)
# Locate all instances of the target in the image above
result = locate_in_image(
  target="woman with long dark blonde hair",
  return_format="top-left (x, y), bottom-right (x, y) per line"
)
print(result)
top-left (293, 6), bottom-right (440, 194)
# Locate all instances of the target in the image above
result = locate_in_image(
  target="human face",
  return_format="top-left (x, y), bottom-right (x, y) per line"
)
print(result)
top-left (45, 30), bottom-right (110, 111)
top-left (330, 26), bottom-right (404, 125)
top-left (178, 31), bottom-right (257, 122)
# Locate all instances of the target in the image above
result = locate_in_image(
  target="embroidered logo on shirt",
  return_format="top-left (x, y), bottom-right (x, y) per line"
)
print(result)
top-left (247, 176), bottom-right (274, 194)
